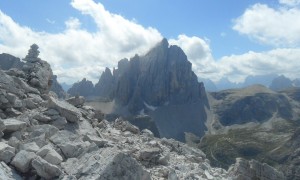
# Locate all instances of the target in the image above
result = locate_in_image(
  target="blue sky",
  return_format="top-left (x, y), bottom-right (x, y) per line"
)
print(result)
top-left (0, 0), bottom-right (300, 83)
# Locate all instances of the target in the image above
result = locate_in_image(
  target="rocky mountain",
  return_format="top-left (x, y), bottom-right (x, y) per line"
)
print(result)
top-left (94, 67), bottom-right (115, 99)
top-left (67, 78), bottom-right (94, 97)
top-left (199, 85), bottom-right (300, 179)
top-left (0, 45), bottom-right (286, 180)
top-left (269, 75), bottom-right (294, 91)
top-left (91, 39), bottom-right (208, 141)
top-left (61, 82), bottom-right (72, 92)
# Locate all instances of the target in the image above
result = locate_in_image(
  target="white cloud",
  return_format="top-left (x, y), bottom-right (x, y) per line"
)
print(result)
top-left (233, 3), bottom-right (300, 47)
top-left (279, 0), bottom-right (300, 6)
top-left (0, 0), bottom-right (162, 84)
top-left (169, 35), bottom-right (300, 83)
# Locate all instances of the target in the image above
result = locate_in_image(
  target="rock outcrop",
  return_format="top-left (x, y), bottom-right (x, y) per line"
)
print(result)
top-left (67, 78), bottom-right (94, 97)
top-left (94, 67), bottom-right (115, 99)
top-left (0, 53), bottom-right (24, 70)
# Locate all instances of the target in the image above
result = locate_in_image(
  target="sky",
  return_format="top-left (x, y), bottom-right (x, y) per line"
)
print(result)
top-left (0, 0), bottom-right (300, 84)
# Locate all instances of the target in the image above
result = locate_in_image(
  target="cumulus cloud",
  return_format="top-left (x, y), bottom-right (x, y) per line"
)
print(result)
top-left (0, 0), bottom-right (162, 83)
top-left (233, 3), bottom-right (300, 47)
top-left (169, 35), bottom-right (300, 83)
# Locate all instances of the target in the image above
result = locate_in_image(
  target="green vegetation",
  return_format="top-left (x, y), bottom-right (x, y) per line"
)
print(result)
top-left (199, 119), bottom-right (298, 170)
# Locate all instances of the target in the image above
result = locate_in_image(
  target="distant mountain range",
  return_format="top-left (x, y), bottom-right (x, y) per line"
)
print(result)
top-left (200, 74), bottom-right (300, 92)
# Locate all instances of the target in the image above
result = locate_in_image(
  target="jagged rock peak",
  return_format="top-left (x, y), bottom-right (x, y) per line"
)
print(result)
top-left (67, 78), bottom-right (94, 97)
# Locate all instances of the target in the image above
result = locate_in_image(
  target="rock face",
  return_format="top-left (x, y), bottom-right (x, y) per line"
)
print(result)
top-left (94, 67), bottom-right (115, 99)
top-left (0, 53), bottom-right (24, 70)
top-left (270, 75), bottom-right (293, 91)
top-left (68, 78), bottom-right (94, 97)
top-left (93, 39), bottom-right (208, 141)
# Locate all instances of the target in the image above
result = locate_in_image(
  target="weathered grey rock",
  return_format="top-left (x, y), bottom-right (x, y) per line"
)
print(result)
top-left (139, 147), bottom-right (161, 163)
top-left (2, 118), bottom-right (26, 132)
top-left (23, 98), bottom-right (37, 109)
top-left (11, 150), bottom-right (36, 173)
top-left (0, 161), bottom-right (22, 180)
top-left (0, 142), bottom-right (15, 163)
top-left (37, 144), bottom-right (63, 165)
top-left (62, 147), bottom-right (151, 180)
top-left (20, 142), bottom-right (40, 152)
top-left (34, 114), bottom-right (52, 122)
top-left (141, 129), bottom-right (154, 138)
top-left (32, 156), bottom-right (62, 179)
top-left (28, 124), bottom-right (59, 139)
top-left (59, 141), bottom-right (89, 158)
top-left (83, 134), bottom-right (108, 147)
top-left (44, 108), bottom-right (59, 116)
top-left (66, 96), bottom-right (85, 107)
top-left (48, 96), bottom-right (81, 122)
top-left (114, 119), bottom-right (140, 134)
top-left (51, 116), bottom-right (67, 129)
top-left (228, 158), bottom-right (285, 180)
top-left (0, 53), bottom-right (24, 70)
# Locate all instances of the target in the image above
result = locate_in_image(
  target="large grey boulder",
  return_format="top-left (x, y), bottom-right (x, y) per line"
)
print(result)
top-left (11, 150), bottom-right (36, 173)
top-left (48, 96), bottom-right (81, 122)
top-left (1, 118), bottom-right (26, 132)
top-left (32, 156), bottom-right (62, 179)
top-left (62, 147), bottom-right (151, 180)
top-left (0, 142), bottom-right (15, 163)
top-left (36, 144), bottom-right (63, 165)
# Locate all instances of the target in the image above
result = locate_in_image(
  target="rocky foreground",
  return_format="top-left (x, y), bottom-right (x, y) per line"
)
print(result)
top-left (0, 45), bottom-right (285, 179)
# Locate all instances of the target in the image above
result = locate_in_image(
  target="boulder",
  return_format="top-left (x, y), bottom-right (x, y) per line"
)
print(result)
top-left (139, 147), bottom-right (161, 163)
top-left (37, 144), bottom-right (63, 165)
top-left (83, 134), bottom-right (108, 147)
top-left (11, 150), bottom-right (36, 173)
top-left (0, 142), bottom-right (15, 163)
top-left (20, 142), bottom-right (40, 152)
top-left (114, 119), bottom-right (140, 134)
top-left (48, 96), bottom-right (81, 122)
top-left (31, 156), bottom-right (62, 179)
top-left (66, 96), bottom-right (85, 107)
top-left (2, 118), bottom-right (26, 132)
